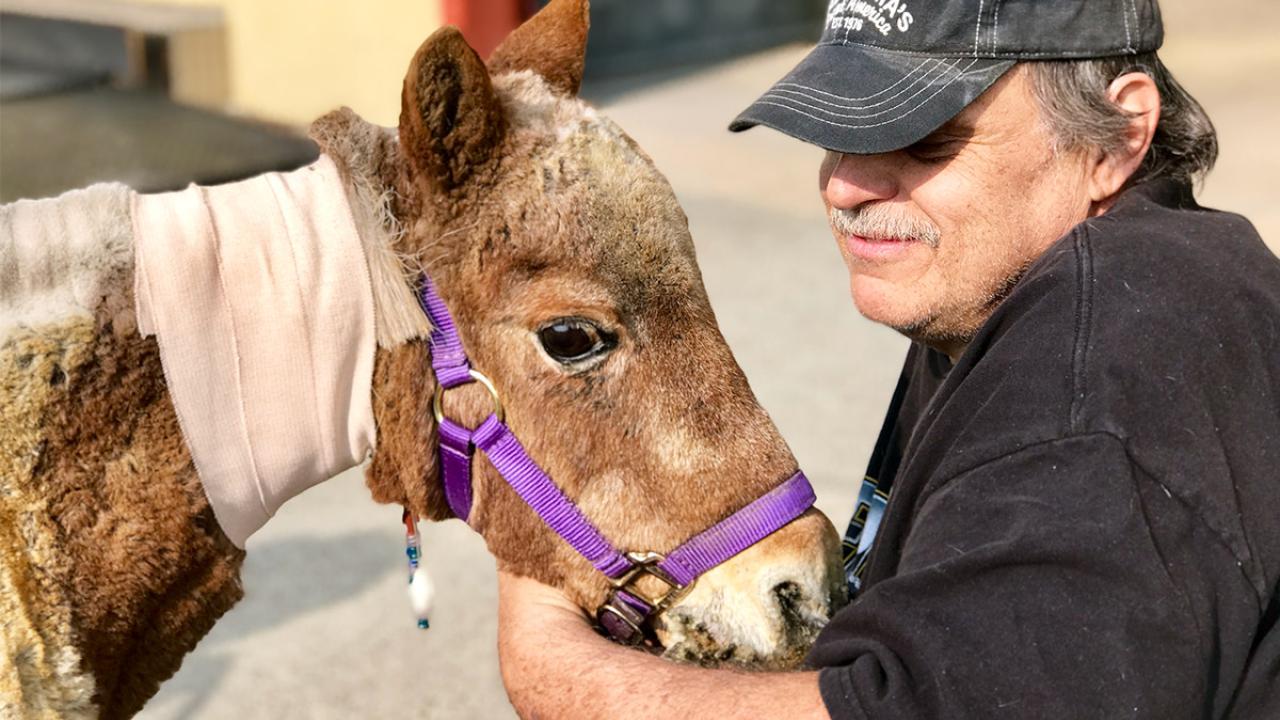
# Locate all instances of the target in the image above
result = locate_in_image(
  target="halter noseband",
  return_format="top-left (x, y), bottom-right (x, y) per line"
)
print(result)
top-left (417, 275), bottom-right (816, 645)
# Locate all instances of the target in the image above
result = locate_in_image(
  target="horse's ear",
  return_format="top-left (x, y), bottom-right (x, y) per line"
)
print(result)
top-left (488, 0), bottom-right (589, 97)
top-left (400, 27), bottom-right (507, 193)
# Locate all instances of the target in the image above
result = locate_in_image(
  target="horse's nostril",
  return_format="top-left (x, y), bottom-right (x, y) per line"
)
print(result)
top-left (773, 580), bottom-right (802, 603)
top-left (773, 580), bottom-right (822, 638)
top-left (768, 576), bottom-right (798, 622)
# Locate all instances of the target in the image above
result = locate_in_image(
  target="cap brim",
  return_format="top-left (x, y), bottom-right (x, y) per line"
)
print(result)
top-left (730, 44), bottom-right (1015, 155)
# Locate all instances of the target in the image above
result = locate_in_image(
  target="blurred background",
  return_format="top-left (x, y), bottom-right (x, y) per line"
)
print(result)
top-left (1, 1), bottom-right (1275, 718)
top-left (0, 0), bottom-right (829, 197)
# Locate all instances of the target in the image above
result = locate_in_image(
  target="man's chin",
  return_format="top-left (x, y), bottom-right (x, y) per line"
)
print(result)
top-left (848, 288), bottom-right (968, 354)
top-left (849, 279), bottom-right (932, 332)
top-left (856, 307), bottom-right (937, 342)
top-left (887, 318), bottom-right (972, 359)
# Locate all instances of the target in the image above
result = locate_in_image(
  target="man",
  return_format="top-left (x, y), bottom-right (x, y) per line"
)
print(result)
top-left (497, 0), bottom-right (1280, 717)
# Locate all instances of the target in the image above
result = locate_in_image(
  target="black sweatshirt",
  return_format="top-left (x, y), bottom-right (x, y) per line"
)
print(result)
top-left (811, 180), bottom-right (1280, 719)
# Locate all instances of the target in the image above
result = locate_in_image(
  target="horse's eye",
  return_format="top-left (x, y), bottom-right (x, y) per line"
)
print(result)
top-left (537, 319), bottom-right (615, 365)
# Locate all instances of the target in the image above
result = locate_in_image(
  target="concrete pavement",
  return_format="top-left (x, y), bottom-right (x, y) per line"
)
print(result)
top-left (138, 2), bottom-right (1277, 717)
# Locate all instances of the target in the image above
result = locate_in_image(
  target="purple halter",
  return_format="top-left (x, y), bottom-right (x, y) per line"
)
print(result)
top-left (418, 275), bottom-right (817, 645)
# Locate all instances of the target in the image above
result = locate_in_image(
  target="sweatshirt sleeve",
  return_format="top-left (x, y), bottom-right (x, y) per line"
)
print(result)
top-left (810, 433), bottom-right (1234, 720)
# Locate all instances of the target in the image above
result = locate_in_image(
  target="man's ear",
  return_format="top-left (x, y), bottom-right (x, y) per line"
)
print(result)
top-left (488, 0), bottom-right (589, 97)
top-left (400, 27), bottom-right (507, 194)
top-left (1089, 72), bottom-right (1161, 205)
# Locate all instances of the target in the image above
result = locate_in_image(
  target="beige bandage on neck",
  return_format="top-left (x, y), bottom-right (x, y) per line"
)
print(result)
top-left (133, 156), bottom-right (378, 548)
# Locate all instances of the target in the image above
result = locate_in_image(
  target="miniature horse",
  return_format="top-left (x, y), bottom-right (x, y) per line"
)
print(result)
top-left (0, 2), bottom-right (844, 717)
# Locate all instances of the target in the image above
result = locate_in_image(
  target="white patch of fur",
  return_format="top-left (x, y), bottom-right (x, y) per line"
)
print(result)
top-left (48, 644), bottom-right (98, 719)
top-left (0, 184), bottom-right (135, 340)
top-left (492, 70), bottom-right (696, 269)
top-left (492, 70), bottom-right (591, 137)
top-left (492, 71), bottom-right (634, 150)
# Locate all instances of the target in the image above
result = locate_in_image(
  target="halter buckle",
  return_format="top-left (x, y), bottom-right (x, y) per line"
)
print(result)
top-left (609, 551), bottom-right (691, 612)
top-left (432, 369), bottom-right (505, 424)
top-left (596, 552), bottom-right (693, 646)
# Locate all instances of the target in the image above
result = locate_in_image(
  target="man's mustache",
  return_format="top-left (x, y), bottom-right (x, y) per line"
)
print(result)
top-left (829, 205), bottom-right (942, 248)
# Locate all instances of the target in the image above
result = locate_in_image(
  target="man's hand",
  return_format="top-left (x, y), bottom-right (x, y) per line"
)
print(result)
top-left (496, 571), bottom-right (829, 720)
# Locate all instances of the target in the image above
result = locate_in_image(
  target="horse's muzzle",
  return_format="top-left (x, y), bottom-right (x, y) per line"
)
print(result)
top-left (652, 510), bottom-right (848, 669)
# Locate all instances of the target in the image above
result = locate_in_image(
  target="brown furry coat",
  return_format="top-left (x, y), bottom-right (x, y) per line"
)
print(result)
top-left (1, 185), bottom-right (245, 719)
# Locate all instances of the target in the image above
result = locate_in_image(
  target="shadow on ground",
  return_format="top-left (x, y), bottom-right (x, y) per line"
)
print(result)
top-left (152, 530), bottom-right (395, 718)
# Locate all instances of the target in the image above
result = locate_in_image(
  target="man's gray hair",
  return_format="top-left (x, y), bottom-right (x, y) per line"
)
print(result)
top-left (1026, 53), bottom-right (1218, 186)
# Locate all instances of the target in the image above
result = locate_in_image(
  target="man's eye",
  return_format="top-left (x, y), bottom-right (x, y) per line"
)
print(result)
top-left (537, 319), bottom-right (617, 365)
top-left (907, 141), bottom-right (960, 163)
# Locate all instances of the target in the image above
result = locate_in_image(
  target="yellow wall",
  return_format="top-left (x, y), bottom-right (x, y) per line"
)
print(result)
top-left (134, 0), bottom-right (443, 127)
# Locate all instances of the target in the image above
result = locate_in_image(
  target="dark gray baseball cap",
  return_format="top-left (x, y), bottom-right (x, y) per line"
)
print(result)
top-left (731, 0), bottom-right (1164, 154)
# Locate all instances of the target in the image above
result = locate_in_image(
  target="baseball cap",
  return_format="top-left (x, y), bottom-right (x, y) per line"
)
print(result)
top-left (731, 0), bottom-right (1164, 154)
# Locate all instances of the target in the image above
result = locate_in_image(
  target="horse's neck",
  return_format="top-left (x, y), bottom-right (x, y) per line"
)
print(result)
top-left (0, 157), bottom-right (429, 715)
top-left (133, 155), bottom-right (423, 546)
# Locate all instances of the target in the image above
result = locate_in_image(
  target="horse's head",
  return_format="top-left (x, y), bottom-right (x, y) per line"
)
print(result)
top-left (316, 0), bottom-right (845, 668)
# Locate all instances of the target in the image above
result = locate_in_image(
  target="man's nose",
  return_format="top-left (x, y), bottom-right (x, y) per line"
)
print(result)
top-left (821, 151), bottom-right (898, 209)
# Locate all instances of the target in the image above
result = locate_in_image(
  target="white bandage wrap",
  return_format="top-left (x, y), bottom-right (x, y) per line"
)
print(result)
top-left (132, 156), bottom-right (378, 548)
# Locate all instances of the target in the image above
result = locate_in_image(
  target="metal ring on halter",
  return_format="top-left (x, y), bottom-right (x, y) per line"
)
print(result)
top-left (432, 369), bottom-right (505, 424)
top-left (608, 551), bottom-right (692, 612)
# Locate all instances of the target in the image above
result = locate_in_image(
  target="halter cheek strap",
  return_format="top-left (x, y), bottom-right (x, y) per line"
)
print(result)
top-left (417, 274), bottom-right (816, 645)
